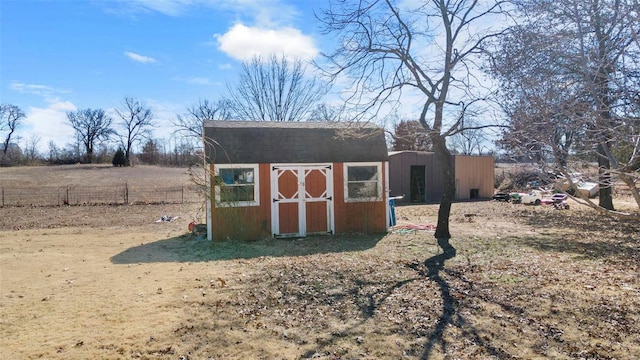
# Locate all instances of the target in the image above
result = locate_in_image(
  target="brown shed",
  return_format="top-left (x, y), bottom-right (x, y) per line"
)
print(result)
top-left (203, 121), bottom-right (390, 241)
top-left (388, 151), bottom-right (494, 204)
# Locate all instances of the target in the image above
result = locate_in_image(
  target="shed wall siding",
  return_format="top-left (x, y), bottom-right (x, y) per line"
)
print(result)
top-left (333, 163), bottom-right (388, 234)
top-left (209, 163), bottom-right (272, 241)
top-left (389, 151), bottom-right (494, 203)
top-left (454, 156), bottom-right (495, 200)
top-left (388, 154), bottom-right (405, 199)
top-left (389, 152), bottom-right (445, 204)
top-left (209, 162), bottom-right (388, 241)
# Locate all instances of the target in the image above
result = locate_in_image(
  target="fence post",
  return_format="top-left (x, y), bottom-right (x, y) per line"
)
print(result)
top-left (125, 183), bottom-right (129, 204)
top-left (2, 187), bottom-right (4, 207)
top-left (181, 186), bottom-right (184, 204)
top-left (66, 186), bottom-right (70, 205)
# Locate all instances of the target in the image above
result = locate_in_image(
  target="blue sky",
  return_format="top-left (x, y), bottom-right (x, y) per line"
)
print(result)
top-left (1, 0), bottom-right (327, 152)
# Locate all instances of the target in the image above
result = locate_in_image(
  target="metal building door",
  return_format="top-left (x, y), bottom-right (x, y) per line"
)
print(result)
top-left (271, 164), bottom-right (334, 238)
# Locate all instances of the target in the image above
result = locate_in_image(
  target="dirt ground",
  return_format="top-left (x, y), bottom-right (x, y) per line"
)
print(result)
top-left (1, 197), bottom-right (639, 359)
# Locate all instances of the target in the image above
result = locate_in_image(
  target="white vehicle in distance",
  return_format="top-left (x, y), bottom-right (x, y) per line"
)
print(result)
top-left (519, 189), bottom-right (543, 205)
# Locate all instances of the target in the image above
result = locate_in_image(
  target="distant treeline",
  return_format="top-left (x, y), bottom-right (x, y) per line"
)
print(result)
top-left (0, 139), bottom-right (201, 167)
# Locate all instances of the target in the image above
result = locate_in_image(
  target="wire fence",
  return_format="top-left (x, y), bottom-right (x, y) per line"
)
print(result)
top-left (0, 183), bottom-right (205, 207)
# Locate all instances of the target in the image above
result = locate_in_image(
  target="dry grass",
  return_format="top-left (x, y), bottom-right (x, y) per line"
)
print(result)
top-left (0, 164), bottom-right (203, 207)
top-left (1, 165), bottom-right (639, 359)
top-left (0, 164), bottom-right (195, 187)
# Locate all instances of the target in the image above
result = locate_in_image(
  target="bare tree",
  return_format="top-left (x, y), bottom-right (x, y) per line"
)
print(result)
top-left (22, 134), bottom-right (42, 164)
top-left (308, 103), bottom-right (347, 122)
top-left (493, 72), bottom-right (587, 167)
top-left (67, 108), bottom-right (114, 163)
top-left (318, 0), bottom-right (508, 241)
top-left (115, 97), bottom-right (155, 166)
top-left (0, 104), bottom-right (25, 155)
top-left (173, 99), bottom-right (232, 140)
top-left (449, 117), bottom-right (491, 155)
top-left (226, 54), bottom-right (328, 121)
top-left (492, 0), bottom-right (640, 217)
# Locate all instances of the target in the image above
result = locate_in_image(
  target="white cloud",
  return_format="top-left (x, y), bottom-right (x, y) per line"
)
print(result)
top-left (140, 100), bottom-right (185, 148)
top-left (215, 23), bottom-right (318, 61)
top-left (24, 101), bottom-right (78, 151)
top-left (9, 82), bottom-right (70, 102)
top-left (124, 51), bottom-right (157, 64)
top-left (222, 0), bottom-right (299, 28)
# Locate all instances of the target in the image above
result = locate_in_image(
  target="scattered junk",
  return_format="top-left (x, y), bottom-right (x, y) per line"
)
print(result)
top-left (493, 189), bottom-right (571, 209)
top-left (491, 191), bottom-right (525, 203)
top-left (555, 172), bottom-right (600, 198)
top-left (554, 201), bottom-right (570, 210)
top-left (518, 190), bottom-right (543, 205)
top-left (388, 195), bottom-right (404, 226)
top-left (156, 214), bottom-right (179, 222)
top-left (576, 182), bottom-right (599, 198)
top-left (540, 193), bottom-right (564, 204)
top-left (188, 221), bottom-right (207, 240)
top-left (491, 170), bottom-right (602, 210)
top-left (491, 192), bottom-right (511, 202)
top-left (541, 193), bottom-right (570, 209)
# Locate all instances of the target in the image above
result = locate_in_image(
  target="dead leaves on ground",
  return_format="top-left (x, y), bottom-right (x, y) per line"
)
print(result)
top-left (166, 202), bottom-right (639, 359)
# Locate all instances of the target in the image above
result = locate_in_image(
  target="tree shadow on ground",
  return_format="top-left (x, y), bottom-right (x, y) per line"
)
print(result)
top-left (418, 239), bottom-right (458, 358)
top-left (412, 238), bottom-right (534, 359)
top-left (110, 233), bottom-right (384, 264)
top-left (290, 236), bottom-right (510, 359)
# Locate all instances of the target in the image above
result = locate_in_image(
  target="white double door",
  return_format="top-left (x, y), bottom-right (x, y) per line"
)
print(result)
top-left (270, 164), bottom-right (334, 237)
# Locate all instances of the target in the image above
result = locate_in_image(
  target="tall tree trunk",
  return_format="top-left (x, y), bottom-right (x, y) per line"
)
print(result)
top-left (431, 133), bottom-right (456, 252)
top-left (597, 142), bottom-right (614, 210)
top-left (592, 5), bottom-right (615, 211)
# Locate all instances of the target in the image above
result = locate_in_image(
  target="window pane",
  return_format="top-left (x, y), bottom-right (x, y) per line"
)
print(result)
top-left (348, 166), bottom-right (377, 182)
top-left (220, 185), bottom-right (255, 202)
top-left (219, 168), bottom-right (255, 185)
top-left (348, 182), bottom-right (378, 198)
top-left (217, 167), bottom-right (257, 205)
top-left (346, 165), bottom-right (379, 199)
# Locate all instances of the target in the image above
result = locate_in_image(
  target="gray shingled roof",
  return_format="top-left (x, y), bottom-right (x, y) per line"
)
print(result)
top-left (204, 121), bottom-right (389, 164)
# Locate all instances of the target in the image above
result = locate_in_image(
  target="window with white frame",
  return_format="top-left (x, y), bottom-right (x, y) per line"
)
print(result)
top-left (344, 162), bottom-right (382, 202)
top-left (214, 164), bottom-right (259, 207)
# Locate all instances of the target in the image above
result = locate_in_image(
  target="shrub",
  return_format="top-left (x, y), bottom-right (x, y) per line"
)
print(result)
top-left (112, 148), bottom-right (126, 167)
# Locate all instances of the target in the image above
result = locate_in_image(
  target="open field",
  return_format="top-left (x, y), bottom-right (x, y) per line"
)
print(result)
top-left (0, 165), bottom-right (203, 207)
top-left (1, 165), bottom-right (639, 359)
top-left (0, 164), bottom-right (195, 187)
